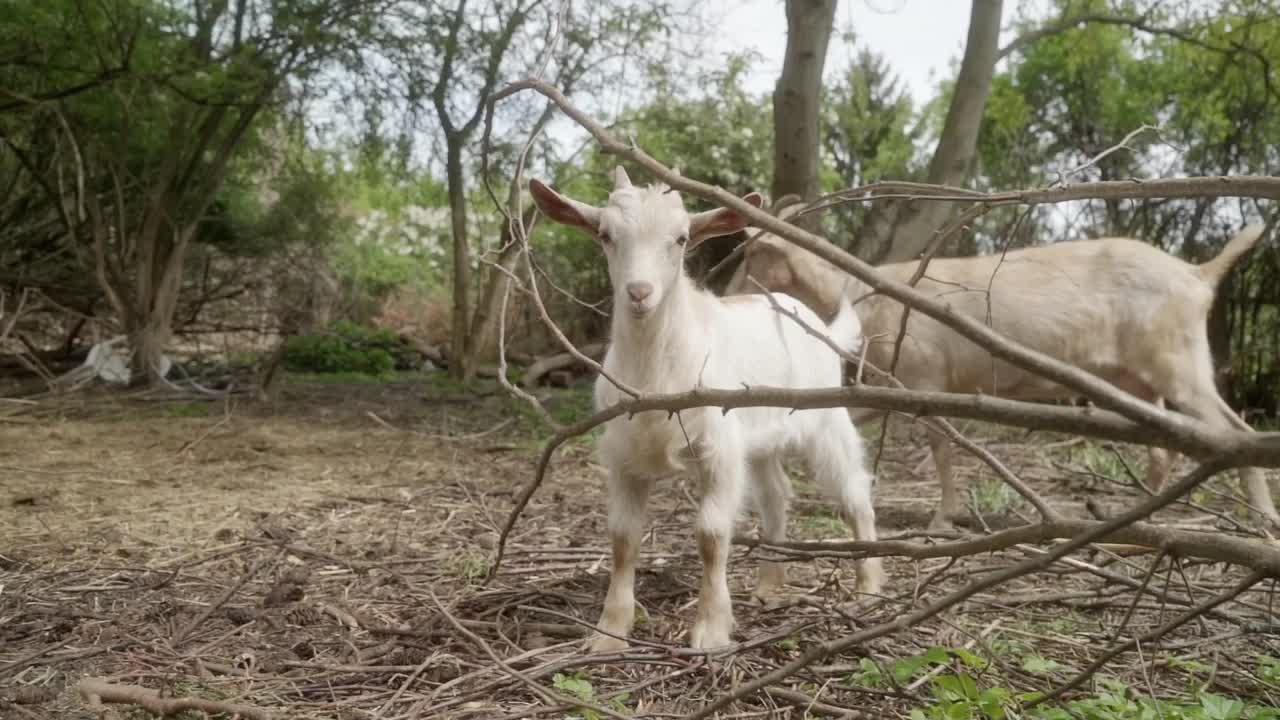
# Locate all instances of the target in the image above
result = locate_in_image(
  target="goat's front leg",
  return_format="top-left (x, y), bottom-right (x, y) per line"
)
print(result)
top-left (590, 469), bottom-right (651, 653)
top-left (690, 434), bottom-right (746, 650)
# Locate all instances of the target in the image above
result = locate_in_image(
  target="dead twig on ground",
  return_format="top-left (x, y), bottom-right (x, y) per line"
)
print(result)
top-left (77, 677), bottom-right (272, 719)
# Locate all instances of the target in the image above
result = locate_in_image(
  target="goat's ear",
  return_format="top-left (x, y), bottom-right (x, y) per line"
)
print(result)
top-left (529, 179), bottom-right (601, 235)
top-left (688, 192), bottom-right (765, 247)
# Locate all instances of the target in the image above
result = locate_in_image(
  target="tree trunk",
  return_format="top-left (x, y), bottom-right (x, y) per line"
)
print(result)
top-left (871, 0), bottom-right (1003, 263)
top-left (461, 206), bottom-right (537, 381)
top-left (128, 317), bottom-right (172, 386)
top-left (445, 139), bottom-right (471, 378)
top-left (772, 0), bottom-right (837, 231)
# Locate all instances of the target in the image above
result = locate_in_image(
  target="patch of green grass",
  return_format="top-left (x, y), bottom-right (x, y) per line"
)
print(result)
top-left (1078, 441), bottom-right (1131, 482)
top-left (508, 383), bottom-right (597, 444)
top-left (970, 475), bottom-right (1020, 516)
top-left (796, 505), bottom-right (848, 538)
top-left (123, 681), bottom-right (229, 719)
top-left (160, 401), bottom-right (211, 418)
top-left (225, 350), bottom-right (262, 368)
top-left (448, 550), bottom-right (491, 583)
top-left (282, 369), bottom-right (438, 385)
top-left (984, 631), bottom-right (1030, 659)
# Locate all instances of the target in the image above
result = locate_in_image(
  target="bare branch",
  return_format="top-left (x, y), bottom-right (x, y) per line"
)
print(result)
top-left (485, 79), bottom-right (1280, 432)
top-left (78, 677), bottom-right (271, 720)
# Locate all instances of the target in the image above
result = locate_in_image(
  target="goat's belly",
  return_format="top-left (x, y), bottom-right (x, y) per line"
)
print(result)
top-left (598, 415), bottom-right (690, 478)
top-left (738, 407), bottom-right (806, 456)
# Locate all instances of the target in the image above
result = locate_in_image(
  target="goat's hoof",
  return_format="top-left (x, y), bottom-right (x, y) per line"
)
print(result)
top-left (753, 568), bottom-right (787, 601)
top-left (752, 584), bottom-right (783, 603)
top-left (927, 513), bottom-right (956, 532)
top-left (587, 633), bottom-right (628, 653)
top-left (689, 620), bottom-right (733, 650)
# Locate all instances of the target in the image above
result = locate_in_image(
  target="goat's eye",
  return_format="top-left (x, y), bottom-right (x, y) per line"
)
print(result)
top-left (598, 231), bottom-right (612, 245)
top-left (676, 234), bottom-right (689, 247)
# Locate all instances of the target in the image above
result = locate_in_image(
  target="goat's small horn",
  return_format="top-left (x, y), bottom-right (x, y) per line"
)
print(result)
top-left (613, 165), bottom-right (632, 190)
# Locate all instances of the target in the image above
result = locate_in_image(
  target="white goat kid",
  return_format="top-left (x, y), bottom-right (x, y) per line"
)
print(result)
top-left (529, 167), bottom-right (884, 651)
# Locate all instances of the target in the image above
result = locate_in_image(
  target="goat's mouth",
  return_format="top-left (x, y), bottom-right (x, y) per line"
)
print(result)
top-left (628, 302), bottom-right (654, 319)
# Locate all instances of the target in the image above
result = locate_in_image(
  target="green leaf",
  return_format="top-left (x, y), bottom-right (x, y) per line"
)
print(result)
top-left (893, 655), bottom-right (932, 684)
top-left (1021, 656), bottom-right (1062, 675)
top-left (1200, 692), bottom-right (1244, 720)
top-left (552, 672), bottom-right (595, 702)
top-left (952, 648), bottom-right (990, 670)
top-left (923, 646), bottom-right (952, 665)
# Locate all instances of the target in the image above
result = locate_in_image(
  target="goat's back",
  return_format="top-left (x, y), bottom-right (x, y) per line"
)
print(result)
top-left (863, 237), bottom-right (1215, 398)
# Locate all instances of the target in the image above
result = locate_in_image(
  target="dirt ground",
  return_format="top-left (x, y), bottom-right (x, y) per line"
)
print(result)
top-left (2, 374), bottom-right (1278, 719)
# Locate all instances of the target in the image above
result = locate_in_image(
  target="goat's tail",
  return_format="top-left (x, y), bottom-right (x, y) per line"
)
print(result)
top-left (1196, 222), bottom-right (1267, 286)
top-left (826, 290), bottom-right (864, 357)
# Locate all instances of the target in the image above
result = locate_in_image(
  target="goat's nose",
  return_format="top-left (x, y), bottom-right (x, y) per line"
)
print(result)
top-left (626, 281), bottom-right (654, 303)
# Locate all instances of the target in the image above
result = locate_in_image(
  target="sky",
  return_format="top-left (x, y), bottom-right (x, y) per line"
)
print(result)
top-left (539, 0), bottom-right (1034, 164)
top-left (708, 0), bottom-right (1023, 104)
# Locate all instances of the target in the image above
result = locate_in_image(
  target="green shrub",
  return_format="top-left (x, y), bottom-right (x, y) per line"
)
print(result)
top-left (283, 321), bottom-right (417, 375)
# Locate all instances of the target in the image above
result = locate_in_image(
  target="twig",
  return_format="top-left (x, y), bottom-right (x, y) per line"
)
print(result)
top-left (77, 677), bottom-right (272, 720)
top-left (1025, 570), bottom-right (1267, 708)
top-left (0, 636), bottom-right (74, 678)
top-left (426, 587), bottom-right (631, 720)
top-left (905, 618), bottom-right (1004, 692)
top-left (171, 550), bottom-right (277, 646)
top-left (765, 685), bottom-right (863, 718)
top-left (921, 417), bottom-right (1057, 520)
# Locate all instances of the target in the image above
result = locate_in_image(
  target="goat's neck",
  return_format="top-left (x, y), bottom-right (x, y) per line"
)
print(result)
top-left (608, 274), bottom-right (705, 389)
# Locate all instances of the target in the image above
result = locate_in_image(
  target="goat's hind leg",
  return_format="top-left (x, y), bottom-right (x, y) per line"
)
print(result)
top-left (806, 413), bottom-right (885, 595)
top-left (1165, 375), bottom-right (1279, 527)
top-left (590, 469), bottom-right (652, 652)
top-left (749, 455), bottom-right (792, 599)
top-left (926, 424), bottom-right (961, 530)
top-left (1144, 399), bottom-right (1175, 492)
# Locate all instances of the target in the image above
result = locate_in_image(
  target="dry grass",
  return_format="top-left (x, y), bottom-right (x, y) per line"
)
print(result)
top-left (1, 376), bottom-right (1277, 718)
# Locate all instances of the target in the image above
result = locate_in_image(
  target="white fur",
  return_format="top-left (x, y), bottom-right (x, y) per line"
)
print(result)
top-left (724, 214), bottom-right (1276, 528)
top-left (530, 168), bottom-right (884, 652)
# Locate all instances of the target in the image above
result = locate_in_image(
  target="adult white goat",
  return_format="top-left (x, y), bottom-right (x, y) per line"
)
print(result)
top-left (529, 167), bottom-right (884, 651)
top-left (723, 211), bottom-right (1275, 529)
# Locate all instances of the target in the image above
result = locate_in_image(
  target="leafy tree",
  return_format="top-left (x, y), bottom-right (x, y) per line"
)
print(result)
top-left (1, 0), bottom-right (396, 383)
top-left (977, 0), bottom-right (1280, 410)
top-left (821, 46), bottom-right (923, 258)
top-left (390, 0), bottom-right (686, 380)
